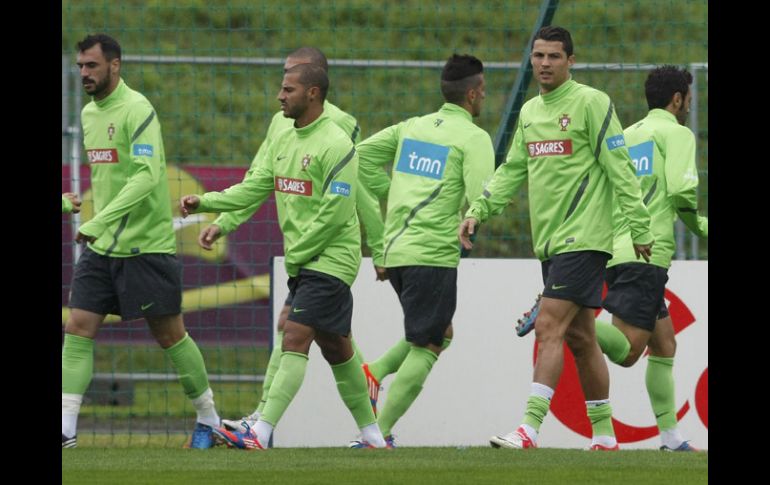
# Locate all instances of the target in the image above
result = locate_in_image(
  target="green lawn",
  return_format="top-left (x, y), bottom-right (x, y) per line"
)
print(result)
top-left (62, 447), bottom-right (708, 485)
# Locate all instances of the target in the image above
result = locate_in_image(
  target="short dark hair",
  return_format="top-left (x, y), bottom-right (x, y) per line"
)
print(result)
top-left (285, 63), bottom-right (329, 101)
top-left (532, 25), bottom-right (573, 57)
top-left (440, 54), bottom-right (484, 104)
top-left (287, 46), bottom-right (329, 73)
top-left (645, 65), bottom-right (693, 110)
top-left (77, 33), bottom-right (122, 61)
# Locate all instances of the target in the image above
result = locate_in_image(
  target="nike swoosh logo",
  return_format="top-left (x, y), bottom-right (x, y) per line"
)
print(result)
top-left (292, 308), bottom-right (306, 313)
top-left (655, 412), bottom-right (667, 418)
top-left (141, 302), bottom-right (155, 311)
top-left (523, 122), bottom-right (532, 128)
top-left (277, 155), bottom-right (287, 160)
top-left (551, 284), bottom-right (568, 290)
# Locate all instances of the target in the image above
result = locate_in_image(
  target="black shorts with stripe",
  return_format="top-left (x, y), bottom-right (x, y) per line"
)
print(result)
top-left (603, 263), bottom-right (669, 331)
top-left (388, 266), bottom-right (457, 347)
top-left (541, 250), bottom-right (610, 308)
top-left (68, 247), bottom-right (182, 320)
top-left (286, 269), bottom-right (353, 336)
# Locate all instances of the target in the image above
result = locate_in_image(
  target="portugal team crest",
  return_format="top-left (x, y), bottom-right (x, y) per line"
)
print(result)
top-left (558, 114), bottom-right (571, 131)
top-left (301, 154), bottom-right (312, 171)
top-left (108, 123), bottom-right (115, 140)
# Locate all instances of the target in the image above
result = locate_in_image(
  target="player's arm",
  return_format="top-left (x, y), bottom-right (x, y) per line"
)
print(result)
top-left (665, 128), bottom-right (708, 238)
top-left (589, 96), bottom-right (653, 252)
top-left (193, 164), bottom-right (274, 214)
top-left (285, 144), bottom-right (360, 275)
top-left (463, 122), bottom-right (527, 231)
top-left (357, 123), bottom-right (401, 199)
top-left (62, 193), bottom-right (81, 214)
top-left (211, 123), bottom-right (286, 235)
top-left (356, 181), bottom-right (385, 267)
top-left (78, 106), bottom-right (163, 240)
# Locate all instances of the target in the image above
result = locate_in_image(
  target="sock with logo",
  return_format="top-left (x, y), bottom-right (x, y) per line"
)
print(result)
top-left (261, 351), bottom-right (309, 426)
top-left (521, 382), bottom-right (554, 435)
top-left (586, 400), bottom-right (617, 447)
top-left (377, 346), bottom-right (438, 437)
top-left (257, 330), bottom-right (284, 414)
top-left (164, 333), bottom-right (214, 403)
top-left (62, 333), bottom-right (94, 437)
top-left (331, 351), bottom-right (380, 430)
top-left (595, 320), bottom-right (631, 364)
top-left (646, 356), bottom-right (678, 432)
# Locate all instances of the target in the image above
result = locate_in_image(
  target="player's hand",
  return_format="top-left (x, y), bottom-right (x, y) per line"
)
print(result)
top-left (180, 195), bottom-right (201, 218)
top-left (75, 231), bottom-right (96, 244)
top-left (633, 242), bottom-right (653, 263)
top-left (458, 218), bottom-right (478, 250)
top-left (374, 265), bottom-right (389, 281)
top-left (63, 192), bottom-right (82, 214)
top-left (198, 224), bottom-right (222, 251)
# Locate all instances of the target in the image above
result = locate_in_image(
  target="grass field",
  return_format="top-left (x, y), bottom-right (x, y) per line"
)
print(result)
top-left (62, 447), bottom-right (708, 484)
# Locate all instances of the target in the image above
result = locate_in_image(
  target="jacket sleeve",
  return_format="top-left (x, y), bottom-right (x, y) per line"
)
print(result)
top-left (587, 95), bottom-right (653, 245)
top-left (357, 124), bottom-right (401, 199)
top-left (212, 120), bottom-right (287, 235)
top-left (465, 121), bottom-right (527, 223)
top-left (665, 127), bottom-right (708, 237)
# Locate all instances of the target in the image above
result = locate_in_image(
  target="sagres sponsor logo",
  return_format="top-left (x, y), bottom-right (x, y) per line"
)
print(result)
top-left (526, 140), bottom-right (573, 157)
top-left (330, 181), bottom-right (351, 197)
top-left (87, 148), bottom-right (119, 164)
top-left (628, 140), bottom-right (654, 176)
top-left (275, 176), bottom-right (312, 196)
top-left (396, 138), bottom-right (449, 180)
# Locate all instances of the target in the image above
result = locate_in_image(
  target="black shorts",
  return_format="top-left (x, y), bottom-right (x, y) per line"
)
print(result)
top-left (69, 247), bottom-right (182, 320)
top-left (286, 269), bottom-right (353, 336)
top-left (603, 263), bottom-right (669, 331)
top-left (541, 251), bottom-right (610, 308)
top-left (388, 266), bottom-right (457, 347)
top-left (283, 293), bottom-right (294, 307)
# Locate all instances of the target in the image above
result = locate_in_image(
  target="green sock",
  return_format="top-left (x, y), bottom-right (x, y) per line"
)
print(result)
top-left (586, 402), bottom-right (615, 437)
top-left (164, 333), bottom-right (211, 400)
top-left (331, 350), bottom-right (376, 427)
top-left (521, 395), bottom-right (550, 432)
top-left (368, 338), bottom-right (411, 382)
top-left (646, 356), bottom-right (677, 431)
top-left (261, 351), bottom-right (308, 426)
top-left (257, 330), bottom-right (284, 414)
top-left (595, 320), bottom-right (631, 364)
top-left (62, 334), bottom-right (95, 394)
top-left (351, 337), bottom-right (365, 365)
top-left (377, 346), bottom-right (438, 437)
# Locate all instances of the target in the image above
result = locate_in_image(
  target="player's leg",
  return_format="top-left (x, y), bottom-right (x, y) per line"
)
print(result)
top-left (565, 308), bottom-right (617, 450)
top-left (62, 247), bottom-right (114, 448)
top-left (316, 330), bottom-right (386, 448)
top-left (646, 313), bottom-right (697, 451)
top-left (127, 253), bottom-right (220, 448)
top-left (599, 264), bottom-right (662, 366)
top-left (376, 267), bottom-right (455, 442)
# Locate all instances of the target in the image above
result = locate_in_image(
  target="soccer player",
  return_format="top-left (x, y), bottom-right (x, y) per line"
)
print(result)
top-left (595, 65), bottom-right (707, 452)
top-left (180, 63), bottom-right (387, 450)
top-left (63, 34), bottom-right (221, 449)
top-left (198, 47), bottom-right (383, 433)
top-left (62, 192), bottom-right (81, 214)
top-left (355, 54), bottom-right (494, 446)
top-left (459, 26), bottom-right (653, 450)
